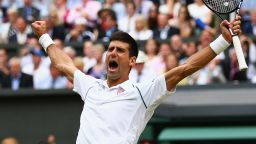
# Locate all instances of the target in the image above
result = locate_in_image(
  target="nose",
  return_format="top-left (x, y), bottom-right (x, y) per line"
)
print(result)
top-left (108, 48), bottom-right (118, 58)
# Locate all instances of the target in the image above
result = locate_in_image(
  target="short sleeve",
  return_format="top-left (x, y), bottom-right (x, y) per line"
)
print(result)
top-left (137, 75), bottom-right (175, 107)
top-left (73, 70), bottom-right (97, 101)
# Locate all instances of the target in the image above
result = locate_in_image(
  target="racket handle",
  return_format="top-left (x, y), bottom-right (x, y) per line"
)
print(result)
top-left (232, 35), bottom-right (248, 71)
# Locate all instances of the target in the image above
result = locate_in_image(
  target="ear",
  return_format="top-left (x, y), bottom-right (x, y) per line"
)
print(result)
top-left (129, 56), bottom-right (136, 67)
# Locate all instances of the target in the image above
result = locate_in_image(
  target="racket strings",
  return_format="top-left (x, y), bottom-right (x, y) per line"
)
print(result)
top-left (204, 0), bottom-right (240, 14)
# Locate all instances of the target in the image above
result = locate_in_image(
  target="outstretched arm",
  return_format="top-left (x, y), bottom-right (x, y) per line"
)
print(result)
top-left (165, 17), bottom-right (242, 91)
top-left (32, 21), bottom-right (78, 82)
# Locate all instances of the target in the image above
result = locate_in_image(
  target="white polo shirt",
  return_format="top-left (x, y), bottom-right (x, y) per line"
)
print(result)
top-left (73, 70), bottom-right (174, 144)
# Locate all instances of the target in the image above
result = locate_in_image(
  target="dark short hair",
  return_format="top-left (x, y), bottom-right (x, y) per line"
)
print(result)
top-left (109, 31), bottom-right (138, 58)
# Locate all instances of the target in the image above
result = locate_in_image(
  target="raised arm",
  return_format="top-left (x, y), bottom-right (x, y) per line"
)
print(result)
top-left (165, 17), bottom-right (242, 91)
top-left (32, 21), bottom-right (78, 82)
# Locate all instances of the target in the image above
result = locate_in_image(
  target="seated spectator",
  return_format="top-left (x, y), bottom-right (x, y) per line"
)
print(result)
top-left (239, 35), bottom-right (256, 80)
top-left (0, 8), bottom-right (18, 44)
top-left (169, 4), bottom-right (195, 38)
top-left (87, 44), bottom-right (106, 79)
top-left (45, 11), bottom-right (67, 41)
top-left (241, 9), bottom-right (256, 36)
top-left (129, 50), bottom-right (156, 83)
top-left (96, 10), bottom-right (119, 42)
top-left (144, 38), bottom-right (161, 76)
top-left (118, 1), bottom-right (138, 33)
top-left (158, 0), bottom-right (181, 19)
top-left (129, 15), bottom-right (153, 41)
top-left (187, 0), bottom-right (212, 25)
top-left (82, 41), bottom-right (96, 72)
top-left (1, 57), bottom-right (33, 90)
top-left (47, 134), bottom-right (57, 144)
top-left (63, 46), bottom-right (76, 60)
top-left (49, 63), bottom-right (68, 89)
top-left (0, 48), bottom-right (9, 76)
top-left (49, 0), bottom-right (69, 26)
top-left (147, 4), bottom-right (158, 31)
top-left (153, 13), bottom-right (180, 40)
top-left (66, 0), bottom-right (102, 28)
top-left (8, 16), bottom-right (33, 45)
top-left (18, 0), bottom-right (40, 23)
top-left (222, 48), bottom-right (248, 83)
top-left (134, 0), bottom-right (154, 18)
top-left (169, 34), bottom-right (185, 60)
top-left (22, 49), bottom-right (52, 89)
top-left (1, 137), bottom-right (18, 144)
top-left (65, 18), bottom-right (95, 43)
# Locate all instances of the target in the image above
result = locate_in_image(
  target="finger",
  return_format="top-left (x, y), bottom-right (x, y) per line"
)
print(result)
top-left (233, 29), bottom-right (241, 35)
top-left (220, 20), bottom-right (231, 29)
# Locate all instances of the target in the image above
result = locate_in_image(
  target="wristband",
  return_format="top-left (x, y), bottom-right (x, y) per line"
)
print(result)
top-left (39, 34), bottom-right (54, 52)
top-left (210, 35), bottom-right (230, 55)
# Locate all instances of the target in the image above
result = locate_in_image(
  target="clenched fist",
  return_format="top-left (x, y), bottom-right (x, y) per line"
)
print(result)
top-left (32, 21), bottom-right (48, 38)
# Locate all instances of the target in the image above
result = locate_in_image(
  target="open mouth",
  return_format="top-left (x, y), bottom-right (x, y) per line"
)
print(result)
top-left (108, 60), bottom-right (118, 72)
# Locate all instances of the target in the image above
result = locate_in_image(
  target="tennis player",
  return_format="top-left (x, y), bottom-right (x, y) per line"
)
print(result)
top-left (32, 16), bottom-right (241, 144)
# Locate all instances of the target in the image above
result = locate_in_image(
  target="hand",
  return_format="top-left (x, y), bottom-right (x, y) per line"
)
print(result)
top-left (32, 21), bottom-right (48, 38)
top-left (221, 16), bottom-right (242, 43)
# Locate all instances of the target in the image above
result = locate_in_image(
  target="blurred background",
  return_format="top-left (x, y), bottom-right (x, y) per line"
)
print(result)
top-left (0, 0), bottom-right (256, 144)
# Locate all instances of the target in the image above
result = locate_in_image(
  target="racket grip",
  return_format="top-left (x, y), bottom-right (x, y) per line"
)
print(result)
top-left (232, 35), bottom-right (248, 71)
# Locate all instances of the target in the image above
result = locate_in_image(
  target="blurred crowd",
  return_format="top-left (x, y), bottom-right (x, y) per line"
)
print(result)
top-left (1, 134), bottom-right (56, 144)
top-left (0, 0), bottom-right (256, 90)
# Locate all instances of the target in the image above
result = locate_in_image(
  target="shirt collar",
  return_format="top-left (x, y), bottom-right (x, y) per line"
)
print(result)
top-left (98, 79), bottom-right (134, 91)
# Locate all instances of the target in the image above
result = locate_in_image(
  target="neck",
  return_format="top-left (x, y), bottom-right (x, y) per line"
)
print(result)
top-left (107, 76), bottom-right (128, 88)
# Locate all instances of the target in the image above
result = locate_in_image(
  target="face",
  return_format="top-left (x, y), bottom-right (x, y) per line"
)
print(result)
top-left (9, 59), bottom-right (21, 76)
top-left (105, 41), bottom-right (136, 81)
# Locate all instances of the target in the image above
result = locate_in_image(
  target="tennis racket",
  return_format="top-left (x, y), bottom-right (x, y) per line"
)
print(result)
top-left (203, 0), bottom-right (248, 71)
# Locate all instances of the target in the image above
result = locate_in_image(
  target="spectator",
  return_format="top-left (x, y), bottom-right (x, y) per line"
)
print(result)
top-left (1, 137), bottom-right (18, 144)
top-left (18, 0), bottom-right (40, 23)
top-left (169, 34), bottom-right (185, 60)
top-left (187, 0), bottom-right (212, 25)
top-left (144, 38), bottom-right (161, 76)
top-left (22, 49), bottom-right (52, 89)
top-left (147, 4), bottom-right (158, 31)
top-left (239, 35), bottom-right (256, 80)
top-left (169, 4), bottom-right (195, 38)
top-left (87, 44), bottom-right (106, 79)
top-left (134, 0), bottom-right (154, 18)
top-left (118, 1), bottom-right (138, 33)
top-left (164, 53), bottom-right (179, 72)
top-left (63, 46), bottom-right (76, 60)
top-left (129, 50), bottom-right (156, 83)
top-left (157, 42), bottom-right (172, 74)
top-left (47, 134), bottom-right (57, 144)
top-left (66, 0), bottom-right (102, 28)
top-left (49, 0), bottom-right (68, 26)
top-left (129, 15), bottom-right (153, 41)
top-left (49, 63), bottom-right (68, 89)
top-left (158, 0), bottom-right (181, 18)
top-left (1, 56), bottom-right (33, 90)
top-left (0, 48), bottom-right (9, 76)
top-left (180, 41), bottom-right (198, 64)
top-left (0, 8), bottom-right (18, 44)
top-left (242, 9), bottom-right (256, 36)
top-left (96, 10), bottom-right (119, 42)
top-left (45, 11), bottom-right (67, 41)
top-left (8, 16), bottom-right (33, 45)
top-left (222, 48), bottom-right (248, 83)
top-left (82, 41), bottom-right (96, 73)
top-left (65, 17), bottom-right (95, 43)
top-left (153, 13), bottom-right (180, 40)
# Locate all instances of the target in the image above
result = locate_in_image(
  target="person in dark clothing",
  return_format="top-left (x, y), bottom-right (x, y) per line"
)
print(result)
top-left (1, 57), bottom-right (33, 90)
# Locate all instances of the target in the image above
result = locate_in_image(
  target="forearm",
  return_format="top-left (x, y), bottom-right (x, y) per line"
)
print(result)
top-left (47, 44), bottom-right (77, 82)
top-left (165, 47), bottom-right (216, 90)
